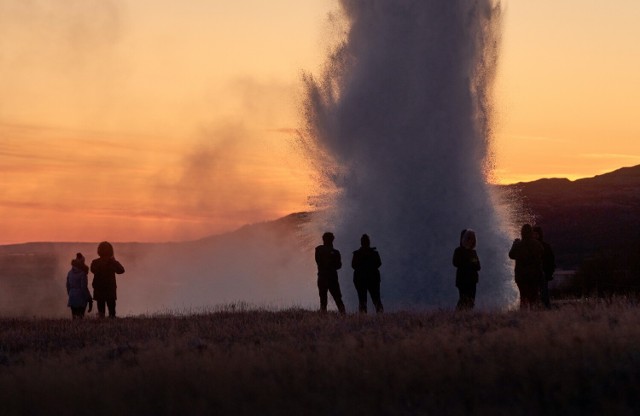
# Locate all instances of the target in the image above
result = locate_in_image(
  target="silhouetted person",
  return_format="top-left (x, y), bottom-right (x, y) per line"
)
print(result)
top-left (351, 234), bottom-right (383, 314)
top-left (66, 253), bottom-right (93, 319)
top-left (533, 226), bottom-right (556, 309)
top-left (315, 232), bottom-right (346, 314)
top-left (452, 229), bottom-right (481, 310)
top-left (509, 224), bottom-right (544, 309)
top-left (91, 241), bottom-right (125, 318)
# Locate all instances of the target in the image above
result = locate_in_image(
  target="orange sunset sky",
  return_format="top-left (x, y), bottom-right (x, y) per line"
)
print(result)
top-left (1, 0), bottom-right (639, 244)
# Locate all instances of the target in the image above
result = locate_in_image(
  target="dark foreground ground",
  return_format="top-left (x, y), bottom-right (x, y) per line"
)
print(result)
top-left (2, 300), bottom-right (640, 415)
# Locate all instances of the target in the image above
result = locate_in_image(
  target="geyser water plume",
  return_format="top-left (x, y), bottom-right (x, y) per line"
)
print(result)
top-left (302, 0), bottom-right (517, 308)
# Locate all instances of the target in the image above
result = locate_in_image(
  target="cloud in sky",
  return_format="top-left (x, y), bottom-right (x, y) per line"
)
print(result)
top-left (0, 115), bottom-right (311, 244)
top-left (0, 1), bottom-right (320, 244)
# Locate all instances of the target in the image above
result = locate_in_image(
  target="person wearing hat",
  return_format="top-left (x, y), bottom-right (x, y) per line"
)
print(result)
top-left (91, 241), bottom-right (125, 318)
top-left (315, 232), bottom-right (346, 314)
top-left (66, 252), bottom-right (93, 319)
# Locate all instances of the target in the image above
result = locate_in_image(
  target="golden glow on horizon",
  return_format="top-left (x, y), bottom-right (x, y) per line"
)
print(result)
top-left (1, 0), bottom-right (639, 243)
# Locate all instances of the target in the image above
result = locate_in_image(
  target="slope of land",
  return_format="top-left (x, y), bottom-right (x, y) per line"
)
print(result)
top-left (500, 164), bottom-right (640, 269)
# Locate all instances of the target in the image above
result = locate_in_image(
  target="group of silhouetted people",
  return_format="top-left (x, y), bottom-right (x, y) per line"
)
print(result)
top-left (452, 224), bottom-right (555, 311)
top-left (66, 228), bottom-right (555, 319)
top-left (315, 232), bottom-right (383, 315)
top-left (66, 241), bottom-right (125, 319)
top-left (315, 225), bottom-right (555, 314)
top-left (509, 224), bottom-right (556, 309)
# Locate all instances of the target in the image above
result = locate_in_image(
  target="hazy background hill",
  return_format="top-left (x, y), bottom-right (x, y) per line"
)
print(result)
top-left (501, 164), bottom-right (640, 269)
top-left (0, 213), bottom-right (316, 317)
top-left (1, 166), bottom-right (639, 316)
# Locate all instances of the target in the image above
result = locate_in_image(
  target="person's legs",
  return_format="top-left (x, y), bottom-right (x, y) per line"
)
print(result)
top-left (517, 281), bottom-right (540, 309)
top-left (541, 278), bottom-right (551, 309)
top-left (467, 283), bottom-right (477, 309)
top-left (318, 279), bottom-right (329, 312)
top-left (97, 300), bottom-right (106, 318)
top-left (327, 279), bottom-right (345, 314)
top-left (71, 307), bottom-right (85, 319)
top-left (354, 279), bottom-right (368, 313)
top-left (107, 300), bottom-right (116, 318)
top-left (368, 280), bottom-right (383, 313)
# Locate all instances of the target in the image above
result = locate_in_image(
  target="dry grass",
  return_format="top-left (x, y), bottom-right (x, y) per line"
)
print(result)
top-left (2, 300), bottom-right (640, 415)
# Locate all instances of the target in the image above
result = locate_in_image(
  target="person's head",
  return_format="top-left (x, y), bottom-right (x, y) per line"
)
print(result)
top-left (521, 224), bottom-right (533, 240)
top-left (71, 252), bottom-right (85, 267)
top-left (532, 226), bottom-right (544, 241)
top-left (461, 229), bottom-right (477, 250)
top-left (459, 229), bottom-right (467, 246)
top-left (360, 234), bottom-right (370, 248)
top-left (322, 232), bottom-right (334, 246)
top-left (97, 241), bottom-right (114, 258)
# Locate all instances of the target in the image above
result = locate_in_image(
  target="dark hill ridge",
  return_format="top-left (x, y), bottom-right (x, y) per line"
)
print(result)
top-left (501, 164), bottom-right (640, 268)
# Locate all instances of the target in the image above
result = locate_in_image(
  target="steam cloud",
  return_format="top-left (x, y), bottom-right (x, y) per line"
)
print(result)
top-left (302, 0), bottom-right (517, 308)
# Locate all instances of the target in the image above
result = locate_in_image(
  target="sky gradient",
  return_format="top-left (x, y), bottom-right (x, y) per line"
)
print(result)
top-left (1, 0), bottom-right (639, 244)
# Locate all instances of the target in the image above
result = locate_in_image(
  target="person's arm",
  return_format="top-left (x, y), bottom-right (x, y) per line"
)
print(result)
top-left (472, 251), bottom-right (481, 271)
top-left (508, 239), bottom-right (520, 260)
top-left (374, 251), bottom-right (382, 269)
top-left (82, 274), bottom-right (91, 301)
top-left (111, 258), bottom-right (125, 274)
top-left (334, 250), bottom-right (342, 270)
top-left (453, 247), bottom-right (462, 267)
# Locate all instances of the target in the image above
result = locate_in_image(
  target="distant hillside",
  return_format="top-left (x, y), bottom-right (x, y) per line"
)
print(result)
top-left (0, 212), bottom-right (315, 317)
top-left (500, 164), bottom-right (640, 269)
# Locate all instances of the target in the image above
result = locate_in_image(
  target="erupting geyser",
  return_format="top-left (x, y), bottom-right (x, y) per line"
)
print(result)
top-left (302, 0), bottom-right (517, 308)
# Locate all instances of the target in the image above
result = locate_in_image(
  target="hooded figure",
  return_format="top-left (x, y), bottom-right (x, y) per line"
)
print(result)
top-left (509, 224), bottom-right (544, 309)
top-left (91, 241), bottom-right (125, 318)
top-left (315, 232), bottom-right (346, 314)
top-left (351, 234), bottom-right (383, 314)
top-left (66, 253), bottom-right (93, 319)
top-left (452, 229), bottom-right (481, 310)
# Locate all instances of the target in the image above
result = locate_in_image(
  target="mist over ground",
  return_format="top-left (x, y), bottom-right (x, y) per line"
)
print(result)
top-left (0, 214), bottom-right (319, 317)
